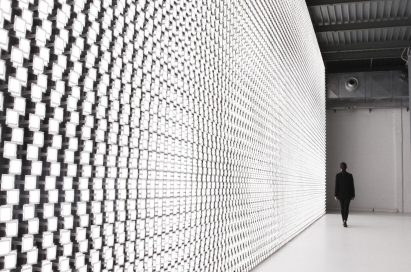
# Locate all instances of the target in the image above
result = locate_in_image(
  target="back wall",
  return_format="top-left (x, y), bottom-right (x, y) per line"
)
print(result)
top-left (326, 108), bottom-right (411, 213)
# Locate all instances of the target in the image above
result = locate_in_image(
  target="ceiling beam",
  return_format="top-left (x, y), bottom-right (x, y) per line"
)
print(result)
top-left (322, 48), bottom-right (406, 61)
top-left (321, 40), bottom-right (411, 52)
top-left (326, 59), bottom-right (407, 73)
top-left (315, 18), bottom-right (411, 32)
top-left (307, 0), bottom-right (383, 6)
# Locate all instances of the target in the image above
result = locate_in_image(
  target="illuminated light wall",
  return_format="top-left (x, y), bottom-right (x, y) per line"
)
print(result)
top-left (0, 0), bottom-right (325, 271)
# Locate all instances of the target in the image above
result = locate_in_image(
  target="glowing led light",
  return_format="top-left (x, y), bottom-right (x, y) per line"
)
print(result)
top-left (0, 0), bottom-right (324, 271)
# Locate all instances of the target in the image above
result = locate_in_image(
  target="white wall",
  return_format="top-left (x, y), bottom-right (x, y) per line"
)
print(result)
top-left (326, 108), bottom-right (411, 213)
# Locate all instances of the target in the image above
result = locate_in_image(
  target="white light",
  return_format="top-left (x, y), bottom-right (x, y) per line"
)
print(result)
top-left (0, 238), bottom-right (11, 256)
top-left (3, 142), bottom-right (17, 159)
top-left (1, 0), bottom-right (324, 271)
top-left (4, 250), bottom-right (17, 269)
top-left (5, 220), bottom-right (18, 237)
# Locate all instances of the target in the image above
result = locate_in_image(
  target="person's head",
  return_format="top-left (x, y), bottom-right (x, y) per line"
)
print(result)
top-left (340, 162), bottom-right (347, 171)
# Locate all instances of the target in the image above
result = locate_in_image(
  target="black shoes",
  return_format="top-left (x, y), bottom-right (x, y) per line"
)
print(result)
top-left (343, 221), bottom-right (347, 228)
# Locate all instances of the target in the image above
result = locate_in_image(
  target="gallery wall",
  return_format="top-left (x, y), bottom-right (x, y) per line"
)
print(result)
top-left (327, 108), bottom-right (411, 213)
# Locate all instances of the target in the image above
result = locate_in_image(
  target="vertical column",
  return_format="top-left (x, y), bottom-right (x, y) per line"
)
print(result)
top-left (409, 53), bottom-right (411, 148)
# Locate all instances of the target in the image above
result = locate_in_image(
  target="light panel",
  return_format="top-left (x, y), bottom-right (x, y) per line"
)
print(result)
top-left (0, 0), bottom-right (325, 271)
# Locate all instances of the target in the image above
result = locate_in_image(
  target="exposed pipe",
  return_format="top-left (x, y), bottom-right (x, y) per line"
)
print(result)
top-left (408, 52), bottom-right (411, 213)
top-left (401, 100), bottom-right (404, 213)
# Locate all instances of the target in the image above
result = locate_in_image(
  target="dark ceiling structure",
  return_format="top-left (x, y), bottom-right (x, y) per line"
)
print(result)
top-left (307, 0), bottom-right (411, 73)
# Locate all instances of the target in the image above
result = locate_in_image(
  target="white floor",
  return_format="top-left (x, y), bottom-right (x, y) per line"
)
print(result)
top-left (253, 212), bottom-right (411, 272)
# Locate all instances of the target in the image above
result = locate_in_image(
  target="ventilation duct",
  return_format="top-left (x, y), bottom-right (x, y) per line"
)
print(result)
top-left (327, 71), bottom-right (409, 109)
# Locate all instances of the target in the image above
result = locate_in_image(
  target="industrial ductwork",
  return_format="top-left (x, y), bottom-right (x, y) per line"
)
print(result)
top-left (327, 71), bottom-right (409, 109)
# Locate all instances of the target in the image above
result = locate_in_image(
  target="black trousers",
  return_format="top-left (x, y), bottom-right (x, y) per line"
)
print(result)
top-left (339, 199), bottom-right (351, 221)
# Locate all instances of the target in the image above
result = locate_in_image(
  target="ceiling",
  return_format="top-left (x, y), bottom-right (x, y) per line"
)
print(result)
top-left (307, 0), bottom-right (411, 73)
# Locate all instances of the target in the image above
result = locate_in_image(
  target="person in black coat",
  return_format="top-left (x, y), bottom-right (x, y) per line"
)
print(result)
top-left (334, 162), bottom-right (355, 227)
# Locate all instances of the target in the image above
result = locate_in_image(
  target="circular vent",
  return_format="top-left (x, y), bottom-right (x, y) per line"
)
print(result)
top-left (345, 77), bottom-right (359, 92)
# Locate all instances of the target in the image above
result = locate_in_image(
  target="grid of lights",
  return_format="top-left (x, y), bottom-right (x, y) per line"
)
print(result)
top-left (0, 0), bottom-right (325, 271)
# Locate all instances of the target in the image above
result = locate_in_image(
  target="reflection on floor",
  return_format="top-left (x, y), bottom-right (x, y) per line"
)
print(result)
top-left (253, 212), bottom-right (411, 272)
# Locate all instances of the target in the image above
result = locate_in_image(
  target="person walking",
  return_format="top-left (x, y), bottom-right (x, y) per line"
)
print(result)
top-left (334, 162), bottom-right (355, 228)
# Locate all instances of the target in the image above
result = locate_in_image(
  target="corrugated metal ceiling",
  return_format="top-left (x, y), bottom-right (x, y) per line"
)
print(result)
top-left (310, 0), bottom-right (411, 25)
top-left (307, 0), bottom-right (411, 71)
top-left (318, 27), bottom-right (411, 47)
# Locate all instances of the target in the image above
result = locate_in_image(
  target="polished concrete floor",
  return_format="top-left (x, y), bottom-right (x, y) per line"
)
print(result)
top-left (253, 212), bottom-right (411, 272)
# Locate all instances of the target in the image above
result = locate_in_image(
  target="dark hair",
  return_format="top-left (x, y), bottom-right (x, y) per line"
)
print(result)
top-left (340, 162), bottom-right (347, 170)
